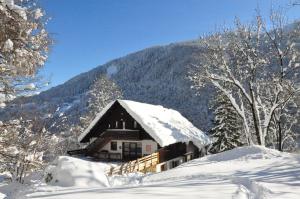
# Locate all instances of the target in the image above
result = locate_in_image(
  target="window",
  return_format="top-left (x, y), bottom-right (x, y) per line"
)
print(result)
top-left (122, 121), bottom-right (126, 129)
top-left (146, 144), bottom-right (152, 153)
top-left (137, 143), bottom-right (142, 156)
top-left (171, 160), bottom-right (180, 168)
top-left (111, 141), bottom-right (117, 151)
top-left (122, 142), bottom-right (142, 160)
top-left (160, 163), bottom-right (167, 171)
top-left (115, 121), bottom-right (119, 128)
top-left (134, 121), bottom-right (137, 128)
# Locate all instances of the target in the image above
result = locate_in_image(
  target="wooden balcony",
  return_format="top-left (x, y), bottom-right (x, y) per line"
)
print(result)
top-left (107, 152), bottom-right (159, 175)
top-left (91, 151), bottom-right (122, 161)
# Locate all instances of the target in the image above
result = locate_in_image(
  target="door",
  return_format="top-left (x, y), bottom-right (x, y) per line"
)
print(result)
top-left (122, 142), bottom-right (142, 161)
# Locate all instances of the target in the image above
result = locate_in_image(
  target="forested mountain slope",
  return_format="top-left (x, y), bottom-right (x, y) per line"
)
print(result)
top-left (0, 41), bottom-right (215, 135)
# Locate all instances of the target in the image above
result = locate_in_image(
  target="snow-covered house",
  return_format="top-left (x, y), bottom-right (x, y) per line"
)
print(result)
top-left (69, 100), bottom-right (210, 171)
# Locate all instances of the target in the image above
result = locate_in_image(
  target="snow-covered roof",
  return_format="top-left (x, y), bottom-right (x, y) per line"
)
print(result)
top-left (78, 100), bottom-right (211, 148)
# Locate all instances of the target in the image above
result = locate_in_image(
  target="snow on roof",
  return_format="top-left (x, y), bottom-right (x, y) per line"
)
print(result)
top-left (78, 100), bottom-right (211, 148)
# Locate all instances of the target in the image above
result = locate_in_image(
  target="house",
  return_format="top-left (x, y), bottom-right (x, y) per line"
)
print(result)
top-left (68, 99), bottom-right (210, 172)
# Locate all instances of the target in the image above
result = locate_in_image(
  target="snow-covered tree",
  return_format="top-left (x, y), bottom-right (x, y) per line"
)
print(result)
top-left (50, 75), bottom-right (123, 154)
top-left (0, 0), bottom-right (51, 98)
top-left (86, 74), bottom-right (123, 121)
top-left (268, 100), bottom-right (299, 151)
top-left (0, 0), bottom-right (52, 182)
top-left (189, 11), bottom-right (300, 147)
top-left (52, 119), bottom-right (86, 155)
top-left (209, 90), bottom-right (244, 153)
top-left (0, 117), bottom-right (58, 183)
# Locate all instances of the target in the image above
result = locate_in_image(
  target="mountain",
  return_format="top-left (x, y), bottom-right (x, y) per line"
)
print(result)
top-left (0, 40), bottom-right (215, 135)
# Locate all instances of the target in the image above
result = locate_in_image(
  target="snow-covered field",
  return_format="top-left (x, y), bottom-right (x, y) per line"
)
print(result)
top-left (1, 146), bottom-right (299, 199)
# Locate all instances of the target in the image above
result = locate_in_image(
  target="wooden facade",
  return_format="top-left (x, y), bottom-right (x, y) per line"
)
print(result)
top-left (79, 101), bottom-right (152, 142)
top-left (68, 101), bottom-right (159, 161)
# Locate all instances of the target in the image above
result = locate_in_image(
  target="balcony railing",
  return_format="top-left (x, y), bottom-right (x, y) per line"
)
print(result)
top-left (92, 151), bottom-right (122, 160)
top-left (107, 152), bottom-right (159, 176)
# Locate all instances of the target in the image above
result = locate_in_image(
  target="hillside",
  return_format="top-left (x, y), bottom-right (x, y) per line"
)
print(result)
top-left (0, 40), bottom-right (215, 134)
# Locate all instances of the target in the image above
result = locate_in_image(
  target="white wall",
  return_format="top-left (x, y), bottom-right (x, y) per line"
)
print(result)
top-left (141, 140), bottom-right (158, 155)
top-left (99, 139), bottom-right (158, 156)
top-left (156, 156), bottom-right (185, 172)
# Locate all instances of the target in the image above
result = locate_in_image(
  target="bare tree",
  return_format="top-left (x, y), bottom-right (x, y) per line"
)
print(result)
top-left (189, 11), bottom-right (300, 147)
top-left (272, 100), bottom-right (299, 151)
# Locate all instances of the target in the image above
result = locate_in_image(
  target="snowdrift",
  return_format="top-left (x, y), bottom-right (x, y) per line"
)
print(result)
top-left (43, 146), bottom-right (289, 188)
top-left (44, 156), bottom-right (112, 187)
top-left (204, 145), bottom-right (286, 162)
top-left (0, 193), bottom-right (6, 199)
top-left (22, 146), bottom-right (300, 198)
top-left (108, 172), bottom-right (144, 187)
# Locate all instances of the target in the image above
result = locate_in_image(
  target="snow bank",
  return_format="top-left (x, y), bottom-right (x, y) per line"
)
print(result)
top-left (25, 146), bottom-right (300, 198)
top-left (142, 146), bottom-right (300, 198)
top-left (108, 172), bottom-right (144, 187)
top-left (0, 192), bottom-right (6, 199)
top-left (44, 156), bottom-right (111, 187)
top-left (0, 172), bottom-right (11, 183)
top-left (0, 172), bottom-right (12, 198)
top-left (205, 145), bottom-right (285, 162)
top-left (42, 156), bottom-right (146, 188)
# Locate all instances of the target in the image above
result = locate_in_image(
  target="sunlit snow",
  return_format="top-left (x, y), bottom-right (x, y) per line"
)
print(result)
top-left (7, 146), bottom-right (298, 199)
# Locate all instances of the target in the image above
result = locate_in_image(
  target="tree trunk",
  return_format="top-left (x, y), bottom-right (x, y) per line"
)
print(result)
top-left (249, 85), bottom-right (262, 145)
top-left (251, 105), bottom-right (262, 145)
top-left (277, 120), bottom-right (283, 151)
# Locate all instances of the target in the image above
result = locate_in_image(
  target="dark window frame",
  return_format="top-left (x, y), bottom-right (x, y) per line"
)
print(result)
top-left (111, 141), bottom-right (117, 151)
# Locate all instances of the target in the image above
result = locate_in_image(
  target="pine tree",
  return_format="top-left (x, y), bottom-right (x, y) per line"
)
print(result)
top-left (209, 91), bottom-right (244, 153)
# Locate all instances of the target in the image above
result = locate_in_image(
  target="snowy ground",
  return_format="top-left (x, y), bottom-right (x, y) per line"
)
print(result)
top-left (1, 146), bottom-right (299, 199)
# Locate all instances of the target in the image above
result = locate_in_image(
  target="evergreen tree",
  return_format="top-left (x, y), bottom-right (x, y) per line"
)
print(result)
top-left (209, 91), bottom-right (244, 153)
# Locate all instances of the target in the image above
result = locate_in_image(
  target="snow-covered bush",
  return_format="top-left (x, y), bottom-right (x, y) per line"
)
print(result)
top-left (0, 118), bottom-right (59, 183)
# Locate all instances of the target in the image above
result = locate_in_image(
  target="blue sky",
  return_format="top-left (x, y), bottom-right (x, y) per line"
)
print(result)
top-left (39, 0), bottom-right (299, 88)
